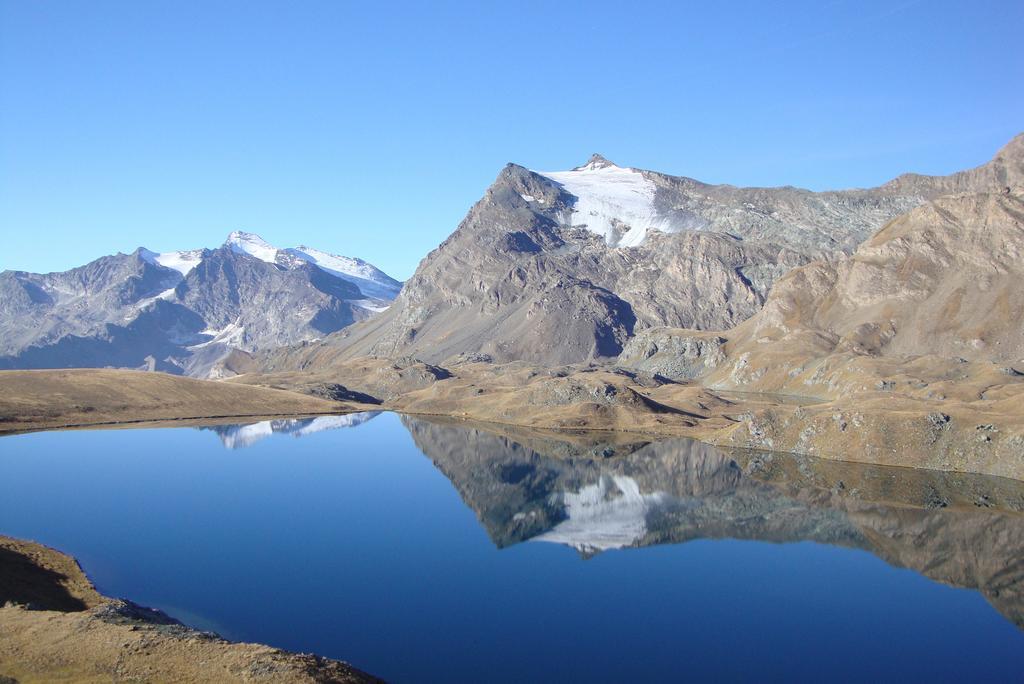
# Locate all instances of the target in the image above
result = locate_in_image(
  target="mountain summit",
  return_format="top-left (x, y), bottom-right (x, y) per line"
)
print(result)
top-left (573, 153), bottom-right (619, 171)
top-left (225, 230), bottom-right (281, 262)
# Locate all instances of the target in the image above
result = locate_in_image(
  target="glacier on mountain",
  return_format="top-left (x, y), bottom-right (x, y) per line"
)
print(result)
top-left (539, 159), bottom-right (681, 248)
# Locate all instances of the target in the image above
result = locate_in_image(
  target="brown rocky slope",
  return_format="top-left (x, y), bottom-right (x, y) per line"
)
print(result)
top-left (690, 187), bottom-right (1024, 472)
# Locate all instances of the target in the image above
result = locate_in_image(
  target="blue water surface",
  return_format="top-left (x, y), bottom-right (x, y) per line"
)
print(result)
top-left (1, 412), bottom-right (1022, 683)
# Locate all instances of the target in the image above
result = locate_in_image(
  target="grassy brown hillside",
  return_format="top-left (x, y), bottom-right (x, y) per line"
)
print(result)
top-left (0, 368), bottom-right (365, 433)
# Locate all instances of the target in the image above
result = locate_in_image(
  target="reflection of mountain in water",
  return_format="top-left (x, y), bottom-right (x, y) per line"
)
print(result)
top-left (401, 416), bottom-right (1024, 627)
top-left (207, 412), bottom-right (381, 449)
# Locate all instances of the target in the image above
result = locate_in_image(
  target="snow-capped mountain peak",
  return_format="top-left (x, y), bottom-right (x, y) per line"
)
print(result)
top-left (222, 231), bottom-right (402, 303)
top-left (219, 233), bottom-right (401, 299)
top-left (225, 231), bottom-right (281, 264)
top-left (142, 231), bottom-right (402, 306)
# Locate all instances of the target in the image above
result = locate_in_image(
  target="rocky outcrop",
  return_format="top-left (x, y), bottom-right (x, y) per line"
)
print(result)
top-left (245, 355), bottom-right (453, 403)
top-left (711, 395), bottom-right (1024, 481)
top-left (617, 328), bottom-right (727, 379)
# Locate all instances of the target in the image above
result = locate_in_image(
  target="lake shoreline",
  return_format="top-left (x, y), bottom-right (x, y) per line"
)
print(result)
top-left (0, 534), bottom-right (381, 683)
top-left (3, 366), bottom-right (1024, 482)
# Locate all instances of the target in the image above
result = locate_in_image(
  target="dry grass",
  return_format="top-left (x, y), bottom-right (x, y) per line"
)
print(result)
top-left (0, 368), bottom-right (362, 433)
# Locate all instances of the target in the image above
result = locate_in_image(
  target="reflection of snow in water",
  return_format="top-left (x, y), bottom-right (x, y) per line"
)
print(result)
top-left (533, 474), bottom-right (668, 553)
top-left (210, 412), bottom-right (382, 449)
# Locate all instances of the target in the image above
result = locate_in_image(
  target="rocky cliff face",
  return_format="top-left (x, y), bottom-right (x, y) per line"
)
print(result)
top-left (268, 135), bottom-right (1023, 368)
top-left (617, 328), bottom-right (727, 380)
top-left (0, 232), bottom-right (400, 377)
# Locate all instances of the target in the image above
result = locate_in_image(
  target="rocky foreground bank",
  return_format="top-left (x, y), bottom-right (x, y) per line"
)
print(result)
top-left (0, 535), bottom-right (379, 683)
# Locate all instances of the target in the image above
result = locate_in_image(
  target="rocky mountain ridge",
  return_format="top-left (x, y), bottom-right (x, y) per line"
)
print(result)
top-left (265, 134), bottom-right (1023, 368)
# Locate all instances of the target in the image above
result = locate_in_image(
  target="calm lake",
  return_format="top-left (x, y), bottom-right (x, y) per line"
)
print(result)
top-left (2, 411), bottom-right (1023, 682)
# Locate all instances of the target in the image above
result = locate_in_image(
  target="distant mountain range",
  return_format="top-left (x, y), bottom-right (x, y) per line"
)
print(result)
top-left (0, 232), bottom-right (401, 376)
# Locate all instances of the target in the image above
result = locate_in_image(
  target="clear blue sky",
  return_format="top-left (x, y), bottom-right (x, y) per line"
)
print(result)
top-left (2, 1), bottom-right (1021, 279)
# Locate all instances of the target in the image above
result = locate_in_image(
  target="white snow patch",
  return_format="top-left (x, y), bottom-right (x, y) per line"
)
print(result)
top-left (127, 286), bottom-right (180, 316)
top-left (532, 475), bottom-right (667, 553)
top-left (190, 320), bottom-right (245, 349)
top-left (286, 246), bottom-right (402, 301)
top-left (288, 246), bottom-right (379, 280)
top-left (353, 299), bottom-right (391, 313)
top-left (154, 251), bottom-right (202, 275)
top-left (537, 163), bottom-right (676, 247)
top-left (140, 248), bottom-right (203, 275)
top-left (226, 231), bottom-right (280, 264)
